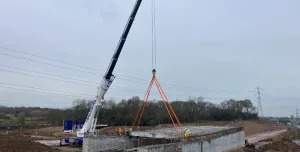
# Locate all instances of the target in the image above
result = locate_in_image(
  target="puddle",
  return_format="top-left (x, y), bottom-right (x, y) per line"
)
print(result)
top-left (253, 140), bottom-right (300, 149)
top-left (31, 135), bottom-right (56, 139)
top-left (35, 140), bottom-right (60, 146)
top-left (292, 139), bottom-right (300, 146)
top-left (254, 142), bottom-right (271, 148)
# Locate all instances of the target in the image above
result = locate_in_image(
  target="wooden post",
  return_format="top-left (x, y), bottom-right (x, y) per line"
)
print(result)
top-left (6, 127), bottom-right (9, 134)
top-left (49, 127), bottom-right (52, 136)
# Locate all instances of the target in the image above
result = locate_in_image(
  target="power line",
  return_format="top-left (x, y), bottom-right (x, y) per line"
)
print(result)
top-left (0, 79), bottom-right (247, 101)
top-left (0, 67), bottom-right (145, 90)
top-left (117, 76), bottom-right (253, 94)
top-left (0, 68), bottom-right (150, 93)
top-left (0, 67), bottom-right (143, 91)
top-left (162, 83), bottom-right (254, 94)
top-left (0, 52), bottom-right (203, 91)
top-left (0, 64), bottom-right (253, 95)
top-left (0, 46), bottom-right (147, 81)
top-left (0, 82), bottom-right (94, 97)
top-left (0, 68), bottom-right (154, 96)
top-left (0, 84), bottom-right (244, 101)
top-left (0, 68), bottom-right (153, 95)
top-left (0, 85), bottom-right (93, 98)
top-left (0, 65), bottom-right (100, 84)
top-left (0, 52), bottom-right (102, 75)
top-left (0, 47), bottom-right (254, 94)
top-left (0, 83), bottom-right (123, 100)
top-left (0, 65), bottom-right (149, 91)
top-left (0, 68), bottom-right (97, 87)
top-left (0, 47), bottom-right (102, 72)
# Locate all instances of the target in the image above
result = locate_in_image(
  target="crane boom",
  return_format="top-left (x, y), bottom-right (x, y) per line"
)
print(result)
top-left (76, 0), bottom-right (143, 137)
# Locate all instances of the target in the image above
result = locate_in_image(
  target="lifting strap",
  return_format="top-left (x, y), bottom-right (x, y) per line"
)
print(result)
top-left (132, 70), bottom-right (182, 132)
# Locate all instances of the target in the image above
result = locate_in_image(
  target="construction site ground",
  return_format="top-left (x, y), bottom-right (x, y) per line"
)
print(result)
top-left (0, 120), bottom-right (296, 152)
top-left (0, 132), bottom-right (60, 152)
top-left (231, 126), bottom-right (300, 152)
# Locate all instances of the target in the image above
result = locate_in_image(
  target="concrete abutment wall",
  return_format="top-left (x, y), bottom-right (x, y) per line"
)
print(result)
top-left (83, 136), bottom-right (136, 152)
top-left (83, 127), bottom-right (245, 152)
top-left (137, 131), bottom-right (245, 152)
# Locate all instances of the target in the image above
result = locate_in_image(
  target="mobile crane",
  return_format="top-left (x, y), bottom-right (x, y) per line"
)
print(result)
top-left (60, 0), bottom-right (142, 146)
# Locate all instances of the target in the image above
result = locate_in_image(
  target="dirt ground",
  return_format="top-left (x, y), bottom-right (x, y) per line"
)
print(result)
top-left (242, 121), bottom-right (286, 136)
top-left (234, 140), bottom-right (300, 152)
top-left (276, 127), bottom-right (300, 140)
top-left (19, 120), bottom-right (284, 137)
top-left (0, 133), bottom-right (60, 152)
top-left (256, 140), bottom-right (300, 152)
top-left (0, 120), bottom-right (291, 152)
top-left (232, 127), bottom-right (300, 152)
top-left (32, 126), bottom-right (73, 137)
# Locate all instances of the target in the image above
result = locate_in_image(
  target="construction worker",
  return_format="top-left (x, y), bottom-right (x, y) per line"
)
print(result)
top-left (118, 128), bottom-right (123, 136)
top-left (184, 129), bottom-right (190, 138)
top-left (127, 127), bottom-right (133, 136)
top-left (125, 128), bottom-right (131, 136)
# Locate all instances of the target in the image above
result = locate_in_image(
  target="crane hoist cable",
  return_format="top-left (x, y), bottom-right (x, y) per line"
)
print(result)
top-left (132, 0), bottom-right (182, 132)
top-left (151, 0), bottom-right (157, 70)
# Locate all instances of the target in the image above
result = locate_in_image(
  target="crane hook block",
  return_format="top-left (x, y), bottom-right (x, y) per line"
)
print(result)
top-left (152, 69), bottom-right (156, 76)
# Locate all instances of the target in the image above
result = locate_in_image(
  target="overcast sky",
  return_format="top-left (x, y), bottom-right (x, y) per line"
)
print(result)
top-left (0, 0), bottom-right (299, 117)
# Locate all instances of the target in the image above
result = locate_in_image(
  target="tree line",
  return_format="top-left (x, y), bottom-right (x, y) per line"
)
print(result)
top-left (70, 96), bottom-right (258, 126)
top-left (0, 96), bottom-right (258, 127)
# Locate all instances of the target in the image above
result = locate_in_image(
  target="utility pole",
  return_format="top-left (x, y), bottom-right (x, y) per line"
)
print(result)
top-left (256, 87), bottom-right (264, 117)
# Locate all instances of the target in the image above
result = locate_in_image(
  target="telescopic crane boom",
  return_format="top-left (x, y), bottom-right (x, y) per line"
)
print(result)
top-left (77, 0), bottom-right (143, 137)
